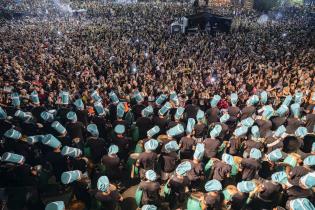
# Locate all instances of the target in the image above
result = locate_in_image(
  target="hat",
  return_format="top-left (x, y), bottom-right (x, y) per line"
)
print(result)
top-left (175, 161), bottom-right (192, 176)
top-left (141, 205), bottom-right (157, 210)
top-left (11, 92), bottom-right (20, 107)
top-left (116, 102), bottom-right (125, 118)
top-left (45, 201), bottom-right (65, 210)
top-left (155, 94), bottom-right (167, 106)
top-left (272, 171), bottom-right (288, 185)
top-left (210, 124), bottom-right (222, 139)
top-left (196, 109), bottom-right (205, 121)
top-left (289, 198), bottom-right (314, 210)
top-left (0, 107), bottom-right (7, 120)
top-left (274, 125), bottom-right (287, 138)
top-left (283, 155), bottom-right (297, 168)
top-left (234, 126), bottom-right (248, 137)
top-left (87, 124), bottom-right (99, 137)
top-left (74, 98), bottom-right (84, 110)
top-left (15, 110), bottom-right (33, 121)
top-left (51, 121), bottom-right (66, 135)
top-left (97, 176), bottom-right (110, 192)
top-left (1, 152), bottom-right (25, 164)
top-left (249, 148), bottom-right (262, 159)
top-left (237, 181), bottom-right (256, 193)
top-left (282, 95), bottom-right (292, 106)
top-left (109, 91), bottom-right (119, 104)
top-left (170, 91), bottom-right (179, 105)
top-left (166, 124), bottom-right (185, 137)
top-left (260, 91), bottom-right (268, 104)
top-left (312, 142), bottom-right (315, 152)
top-left (295, 127), bottom-right (307, 138)
top-left (262, 105), bottom-right (274, 120)
top-left (294, 91), bottom-right (303, 104)
top-left (290, 103), bottom-right (300, 117)
top-left (241, 117), bottom-right (254, 127)
top-left (4, 128), bottom-right (22, 140)
top-left (193, 143), bottom-right (205, 160)
top-left (276, 105), bottom-right (288, 117)
top-left (144, 139), bottom-right (159, 151)
top-left (61, 170), bottom-right (81, 184)
top-left (220, 113), bottom-right (230, 123)
top-left (60, 91), bottom-right (69, 105)
top-left (211, 95), bottom-right (221, 108)
top-left (41, 111), bottom-right (54, 122)
top-left (222, 153), bottom-right (234, 165)
top-left (94, 101), bottom-right (106, 116)
top-left (67, 111), bottom-right (77, 122)
top-left (267, 149), bottom-right (283, 162)
top-left (133, 90), bottom-right (144, 103)
top-left (27, 135), bottom-right (44, 144)
top-left (251, 126), bottom-right (260, 139)
top-left (147, 126), bottom-right (160, 137)
top-left (164, 140), bottom-right (179, 153)
top-left (230, 93), bottom-right (238, 106)
top-left (303, 155), bottom-right (315, 166)
top-left (186, 118), bottom-right (196, 134)
top-left (158, 102), bottom-right (171, 116)
top-left (247, 95), bottom-right (259, 106)
top-left (205, 179), bottom-right (222, 192)
top-left (91, 90), bottom-right (102, 102)
top-left (61, 146), bottom-right (82, 158)
top-left (142, 105), bottom-right (153, 117)
top-left (300, 172), bottom-right (315, 189)
top-left (30, 91), bottom-right (40, 104)
top-left (108, 144), bottom-right (119, 155)
top-left (145, 170), bottom-right (157, 181)
top-left (42, 134), bottom-right (61, 149)
top-left (114, 124), bottom-right (125, 134)
top-left (175, 107), bottom-right (185, 120)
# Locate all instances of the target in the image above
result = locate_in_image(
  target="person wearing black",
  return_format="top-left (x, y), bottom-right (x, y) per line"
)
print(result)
top-left (139, 170), bottom-right (160, 206)
top-left (86, 123), bottom-right (107, 164)
top-left (101, 145), bottom-right (122, 180)
top-left (286, 103), bottom-right (303, 134)
top-left (111, 124), bottom-right (131, 163)
top-left (136, 106), bottom-right (154, 140)
top-left (194, 110), bottom-right (207, 142)
top-left (94, 176), bottom-right (123, 209)
top-left (240, 148), bottom-right (262, 181)
top-left (179, 123), bottom-right (196, 159)
top-left (65, 111), bottom-right (85, 150)
top-left (187, 143), bottom-right (205, 190)
top-left (131, 90), bottom-right (146, 121)
top-left (160, 140), bottom-right (179, 182)
top-left (241, 97), bottom-right (257, 120)
top-left (74, 98), bottom-right (89, 127)
top-left (305, 107), bottom-right (315, 133)
top-left (153, 102), bottom-right (171, 135)
top-left (272, 105), bottom-right (289, 130)
top-left (202, 180), bottom-right (222, 210)
top-left (43, 135), bottom-right (67, 183)
top-left (228, 93), bottom-right (240, 127)
top-left (167, 161), bottom-right (191, 209)
top-left (206, 95), bottom-right (221, 125)
top-left (136, 139), bottom-right (159, 179)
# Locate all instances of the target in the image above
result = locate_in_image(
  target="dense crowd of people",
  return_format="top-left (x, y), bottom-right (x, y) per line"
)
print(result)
top-left (0, 0), bottom-right (314, 210)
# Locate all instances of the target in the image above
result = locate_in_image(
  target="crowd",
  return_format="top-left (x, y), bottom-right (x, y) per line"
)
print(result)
top-left (0, 0), bottom-right (315, 210)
